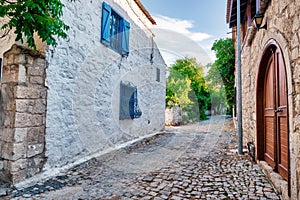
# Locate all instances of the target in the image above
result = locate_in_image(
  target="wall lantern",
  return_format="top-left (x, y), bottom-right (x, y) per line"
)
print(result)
top-left (253, 12), bottom-right (267, 31)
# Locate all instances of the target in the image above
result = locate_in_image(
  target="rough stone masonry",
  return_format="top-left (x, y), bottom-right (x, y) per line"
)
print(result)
top-left (0, 45), bottom-right (47, 184)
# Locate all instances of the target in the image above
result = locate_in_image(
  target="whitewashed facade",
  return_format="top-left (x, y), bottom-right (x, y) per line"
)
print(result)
top-left (0, 0), bottom-right (166, 184)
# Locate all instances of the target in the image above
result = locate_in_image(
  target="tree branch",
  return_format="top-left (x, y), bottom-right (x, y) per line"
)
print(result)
top-left (0, 28), bottom-right (11, 39)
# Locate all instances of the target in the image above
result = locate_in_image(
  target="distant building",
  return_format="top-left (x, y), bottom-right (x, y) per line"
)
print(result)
top-left (0, 0), bottom-right (166, 184)
top-left (227, 0), bottom-right (300, 199)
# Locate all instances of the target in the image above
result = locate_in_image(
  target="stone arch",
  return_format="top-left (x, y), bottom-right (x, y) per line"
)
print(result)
top-left (255, 31), bottom-right (294, 159)
top-left (258, 31), bottom-right (294, 133)
top-left (256, 37), bottom-right (292, 189)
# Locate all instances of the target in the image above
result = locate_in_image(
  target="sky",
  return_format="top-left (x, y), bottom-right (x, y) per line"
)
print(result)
top-left (140, 0), bottom-right (231, 65)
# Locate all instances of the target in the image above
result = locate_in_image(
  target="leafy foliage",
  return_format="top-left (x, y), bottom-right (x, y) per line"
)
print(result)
top-left (166, 58), bottom-right (209, 120)
top-left (208, 38), bottom-right (235, 115)
top-left (0, 0), bottom-right (75, 49)
top-left (166, 68), bottom-right (193, 108)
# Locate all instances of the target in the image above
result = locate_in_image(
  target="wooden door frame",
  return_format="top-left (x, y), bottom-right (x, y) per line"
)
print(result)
top-left (256, 39), bottom-right (290, 181)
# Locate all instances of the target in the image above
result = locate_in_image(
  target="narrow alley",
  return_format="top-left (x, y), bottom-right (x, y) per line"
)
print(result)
top-left (2, 116), bottom-right (280, 199)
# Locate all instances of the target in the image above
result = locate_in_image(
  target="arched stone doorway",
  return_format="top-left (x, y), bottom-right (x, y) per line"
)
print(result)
top-left (256, 40), bottom-right (289, 181)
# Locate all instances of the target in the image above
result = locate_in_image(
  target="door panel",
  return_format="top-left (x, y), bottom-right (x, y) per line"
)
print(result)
top-left (276, 51), bottom-right (289, 180)
top-left (264, 55), bottom-right (276, 168)
top-left (263, 47), bottom-right (289, 181)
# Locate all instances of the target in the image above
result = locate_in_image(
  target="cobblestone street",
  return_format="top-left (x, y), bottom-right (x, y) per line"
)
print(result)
top-left (2, 116), bottom-right (280, 199)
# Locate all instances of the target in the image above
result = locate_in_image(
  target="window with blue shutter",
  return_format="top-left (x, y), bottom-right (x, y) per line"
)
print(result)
top-left (101, 2), bottom-right (130, 56)
top-left (121, 19), bottom-right (130, 56)
top-left (120, 82), bottom-right (142, 120)
top-left (101, 2), bottom-right (111, 46)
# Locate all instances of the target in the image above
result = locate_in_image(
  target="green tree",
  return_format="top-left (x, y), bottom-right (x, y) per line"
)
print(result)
top-left (167, 58), bottom-right (209, 120)
top-left (0, 0), bottom-right (75, 49)
top-left (166, 68), bottom-right (193, 108)
top-left (208, 38), bottom-right (235, 115)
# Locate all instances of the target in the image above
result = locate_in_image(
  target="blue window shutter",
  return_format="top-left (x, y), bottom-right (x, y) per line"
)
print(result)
top-left (101, 2), bottom-right (111, 46)
top-left (121, 19), bottom-right (130, 56)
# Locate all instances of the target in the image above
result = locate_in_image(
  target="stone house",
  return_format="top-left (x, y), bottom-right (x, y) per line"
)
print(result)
top-left (0, 0), bottom-right (166, 185)
top-left (227, 0), bottom-right (300, 199)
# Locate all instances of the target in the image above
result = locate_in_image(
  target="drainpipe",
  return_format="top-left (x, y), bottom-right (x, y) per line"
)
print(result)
top-left (237, 0), bottom-right (243, 154)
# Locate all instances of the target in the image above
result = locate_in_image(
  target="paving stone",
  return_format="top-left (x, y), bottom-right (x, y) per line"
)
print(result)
top-left (170, 196), bottom-right (181, 200)
top-left (1, 117), bottom-right (280, 200)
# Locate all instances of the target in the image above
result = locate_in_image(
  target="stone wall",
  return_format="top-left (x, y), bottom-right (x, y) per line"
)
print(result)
top-left (0, 45), bottom-right (47, 184)
top-left (240, 0), bottom-right (300, 199)
top-left (165, 105), bottom-right (182, 126)
top-left (43, 0), bottom-right (166, 169)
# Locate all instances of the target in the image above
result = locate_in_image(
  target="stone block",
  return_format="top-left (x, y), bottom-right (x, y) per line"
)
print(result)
top-left (13, 128), bottom-right (28, 142)
top-left (10, 169), bottom-right (26, 184)
top-left (33, 99), bottom-right (46, 114)
top-left (4, 44), bottom-right (21, 56)
top-left (1, 66), bottom-right (11, 83)
top-left (34, 58), bottom-right (47, 69)
top-left (3, 111), bottom-right (15, 127)
top-left (26, 156), bottom-right (45, 178)
top-left (292, 18), bottom-right (300, 35)
top-left (26, 166), bottom-right (41, 178)
top-left (15, 99), bottom-right (46, 114)
top-left (15, 99), bottom-right (33, 113)
top-left (26, 56), bottom-right (34, 65)
top-left (9, 159), bottom-right (27, 172)
top-left (7, 54), bottom-right (14, 65)
top-left (291, 47), bottom-right (299, 61)
top-left (14, 54), bottom-right (26, 65)
top-left (27, 66), bottom-right (45, 76)
top-left (15, 113), bottom-right (43, 128)
top-left (0, 128), bottom-right (14, 142)
top-left (0, 83), bottom-right (15, 107)
top-left (1, 142), bottom-right (26, 161)
top-left (0, 140), bottom-right (3, 151)
top-left (0, 166), bottom-right (12, 183)
top-left (1, 64), bottom-right (19, 83)
top-left (27, 143), bottom-right (44, 158)
top-left (29, 76), bottom-right (44, 85)
top-left (12, 143), bottom-right (26, 161)
top-left (28, 155), bottom-right (45, 168)
top-left (18, 65), bottom-right (27, 83)
top-left (14, 85), bottom-right (41, 99)
top-left (41, 90), bottom-right (47, 99)
top-left (0, 160), bottom-right (3, 170)
top-left (2, 160), bottom-right (9, 170)
top-left (14, 113), bottom-right (28, 128)
top-left (27, 127), bottom-right (45, 143)
top-left (5, 101), bottom-right (16, 111)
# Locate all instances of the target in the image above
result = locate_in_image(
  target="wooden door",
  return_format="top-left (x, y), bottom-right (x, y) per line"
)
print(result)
top-left (263, 47), bottom-right (289, 180)
top-left (264, 53), bottom-right (276, 168)
top-left (276, 51), bottom-right (289, 180)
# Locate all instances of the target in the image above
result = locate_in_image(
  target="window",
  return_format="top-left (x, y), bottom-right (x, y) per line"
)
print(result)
top-left (156, 68), bottom-right (160, 82)
top-left (101, 2), bottom-right (130, 56)
top-left (120, 82), bottom-right (142, 120)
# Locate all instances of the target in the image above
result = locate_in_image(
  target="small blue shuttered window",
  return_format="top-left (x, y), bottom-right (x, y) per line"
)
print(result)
top-left (101, 2), bottom-right (130, 56)
top-left (120, 82), bottom-right (142, 120)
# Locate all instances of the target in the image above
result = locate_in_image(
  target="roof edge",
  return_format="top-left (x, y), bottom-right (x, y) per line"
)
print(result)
top-left (226, 0), bottom-right (232, 23)
top-left (133, 0), bottom-right (156, 25)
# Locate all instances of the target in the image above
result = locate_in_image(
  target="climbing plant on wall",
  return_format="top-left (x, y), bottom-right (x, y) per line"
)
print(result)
top-left (0, 0), bottom-right (75, 49)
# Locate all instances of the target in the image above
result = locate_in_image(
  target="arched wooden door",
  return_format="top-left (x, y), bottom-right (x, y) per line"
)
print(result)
top-left (263, 44), bottom-right (289, 180)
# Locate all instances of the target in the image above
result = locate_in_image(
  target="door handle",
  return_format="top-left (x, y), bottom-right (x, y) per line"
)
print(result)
top-left (274, 108), bottom-right (283, 113)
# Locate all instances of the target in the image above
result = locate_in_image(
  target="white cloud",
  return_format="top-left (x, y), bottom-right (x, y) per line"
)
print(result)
top-left (151, 15), bottom-right (215, 65)
top-left (154, 15), bottom-right (211, 42)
